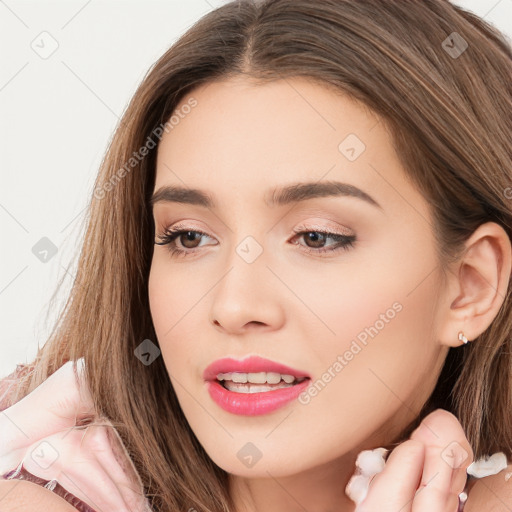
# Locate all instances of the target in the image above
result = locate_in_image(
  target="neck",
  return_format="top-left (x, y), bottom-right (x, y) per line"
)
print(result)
top-left (228, 452), bottom-right (360, 512)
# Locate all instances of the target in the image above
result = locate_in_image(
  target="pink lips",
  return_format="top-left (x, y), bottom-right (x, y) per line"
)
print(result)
top-left (203, 356), bottom-right (311, 416)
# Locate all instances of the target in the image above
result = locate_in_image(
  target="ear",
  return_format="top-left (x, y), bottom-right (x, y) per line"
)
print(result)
top-left (437, 222), bottom-right (511, 347)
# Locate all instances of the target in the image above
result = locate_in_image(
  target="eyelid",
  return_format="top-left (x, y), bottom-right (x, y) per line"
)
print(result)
top-left (166, 221), bottom-right (216, 236)
top-left (293, 221), bottom-right (354, 237)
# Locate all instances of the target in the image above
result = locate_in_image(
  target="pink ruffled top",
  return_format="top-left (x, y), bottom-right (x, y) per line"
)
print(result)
top-left (0, 362), bottom-right (151, 512)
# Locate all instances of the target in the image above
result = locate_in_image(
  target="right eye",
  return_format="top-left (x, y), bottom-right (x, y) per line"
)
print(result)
top-left (155, 227), bottom-right (217, 257)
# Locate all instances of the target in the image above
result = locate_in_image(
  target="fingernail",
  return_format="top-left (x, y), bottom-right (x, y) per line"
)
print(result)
top-left (345, 473), bottom-right (370, 505)
top-left (346, 447), bottom-right (389, 505)
top-left (356, 447), bottom-right (389, 477)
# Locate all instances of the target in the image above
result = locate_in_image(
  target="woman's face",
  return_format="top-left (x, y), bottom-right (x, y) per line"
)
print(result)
top-left (148, 76), bottom-right (450, 477)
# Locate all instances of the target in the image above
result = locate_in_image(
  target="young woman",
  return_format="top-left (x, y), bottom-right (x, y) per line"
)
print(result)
top-left (1, 0), bottom-right (511, 511)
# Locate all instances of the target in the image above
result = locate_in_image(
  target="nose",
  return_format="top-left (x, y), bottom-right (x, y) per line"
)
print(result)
top-left (209, 249), bottom-right (286, 335)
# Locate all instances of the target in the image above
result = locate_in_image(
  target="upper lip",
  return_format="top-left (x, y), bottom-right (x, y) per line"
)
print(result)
top-left (203, 356), bottom-right (311, 382)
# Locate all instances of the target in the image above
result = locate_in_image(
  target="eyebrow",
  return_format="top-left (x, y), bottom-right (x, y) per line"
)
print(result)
top-left (150, 180), bottom-right (382, 210)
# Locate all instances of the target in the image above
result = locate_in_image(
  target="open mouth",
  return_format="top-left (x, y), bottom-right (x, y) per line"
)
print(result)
top-left (216, 372), bottom-right (309, 394)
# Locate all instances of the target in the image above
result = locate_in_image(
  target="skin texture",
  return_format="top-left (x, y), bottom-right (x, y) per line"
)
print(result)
top-left (0, 480), bottom-right (77, 511)
top-left (465, 464), bottom-right (512, 512)
top-left (148, 76), bottom-right (511, 512)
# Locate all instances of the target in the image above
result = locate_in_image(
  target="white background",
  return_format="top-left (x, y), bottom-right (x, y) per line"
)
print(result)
top-left (1, 0), bottom-right (511, 378)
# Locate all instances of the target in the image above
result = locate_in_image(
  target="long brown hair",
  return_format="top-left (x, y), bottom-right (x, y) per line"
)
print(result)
top-left (7, 1), bottom-right (512, 510)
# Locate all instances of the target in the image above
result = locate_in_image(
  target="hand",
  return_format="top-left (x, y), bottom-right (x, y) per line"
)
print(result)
top-left (346, 408), bottom-right (474, 512)
top-left (0, 359), bottom-right (151, 512)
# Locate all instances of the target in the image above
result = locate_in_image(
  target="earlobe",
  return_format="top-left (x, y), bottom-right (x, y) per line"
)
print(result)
top-left (438, 222), bottom-right (511, 348)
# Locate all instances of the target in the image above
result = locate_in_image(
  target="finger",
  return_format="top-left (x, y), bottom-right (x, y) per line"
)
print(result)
top-left (21, 428), bottom-right (132, 512)
top-left (0, 359), bottom-right (96, 454)
top-left (358, 439), bottom-right (425, 512)
top-left (409, 408), bottom-right (473, 510)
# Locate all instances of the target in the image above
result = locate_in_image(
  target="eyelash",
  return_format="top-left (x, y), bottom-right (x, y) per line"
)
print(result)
top-left (154, 224), bottom-right (356, 258)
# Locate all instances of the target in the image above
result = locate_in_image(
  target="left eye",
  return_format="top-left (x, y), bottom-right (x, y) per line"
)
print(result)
top-left (290, 229), bottom-right (356, 254)
top-left (155, 227), bottom-right (356, 258)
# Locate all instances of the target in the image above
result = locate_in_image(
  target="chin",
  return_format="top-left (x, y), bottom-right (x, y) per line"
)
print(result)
top-left (198, 440), bottom-right (315, 478)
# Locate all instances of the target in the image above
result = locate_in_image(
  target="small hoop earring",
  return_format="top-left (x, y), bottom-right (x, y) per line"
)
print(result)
top-left (458, 331), bottom-right (469, 344)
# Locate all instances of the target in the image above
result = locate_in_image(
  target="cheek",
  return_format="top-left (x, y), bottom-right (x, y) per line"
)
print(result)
top-left (286, 239), bottom-right (442, 418)
top-left (148, 257), bottom-right (208, 379)
top-left (294, 258), bottom-right (442, 440)
top-left (148, 260), bottom-right (170, 337)
top-left (148, 257), bottom-right (200, 339)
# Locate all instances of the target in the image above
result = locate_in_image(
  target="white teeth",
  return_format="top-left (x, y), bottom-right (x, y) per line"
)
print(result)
top-left (216, 371), bottom-right (302, 384)
top-left (266, 372), bottom-right (281, 384)
top-left (231, 372), bottom-right (248, 383)
top-left (248, 372), bottom-right (267, 384)
top-left (224, 381), bottom-right (295, 393)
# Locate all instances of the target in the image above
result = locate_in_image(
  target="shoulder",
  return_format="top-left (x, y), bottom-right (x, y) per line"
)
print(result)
top-left (465, 463), bottom-right (512, 511)
top-left (0, 480), bottom-right (77, 511)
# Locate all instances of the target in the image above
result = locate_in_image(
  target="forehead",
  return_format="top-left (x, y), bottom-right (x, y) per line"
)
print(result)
top-left (155, 76), bottom-right (380, 177)
top-left (153, 76), bottom-right (426, 219)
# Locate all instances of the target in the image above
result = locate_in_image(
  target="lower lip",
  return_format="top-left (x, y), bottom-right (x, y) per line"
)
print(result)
top-left (206, 379), bottom-right (311, 416)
